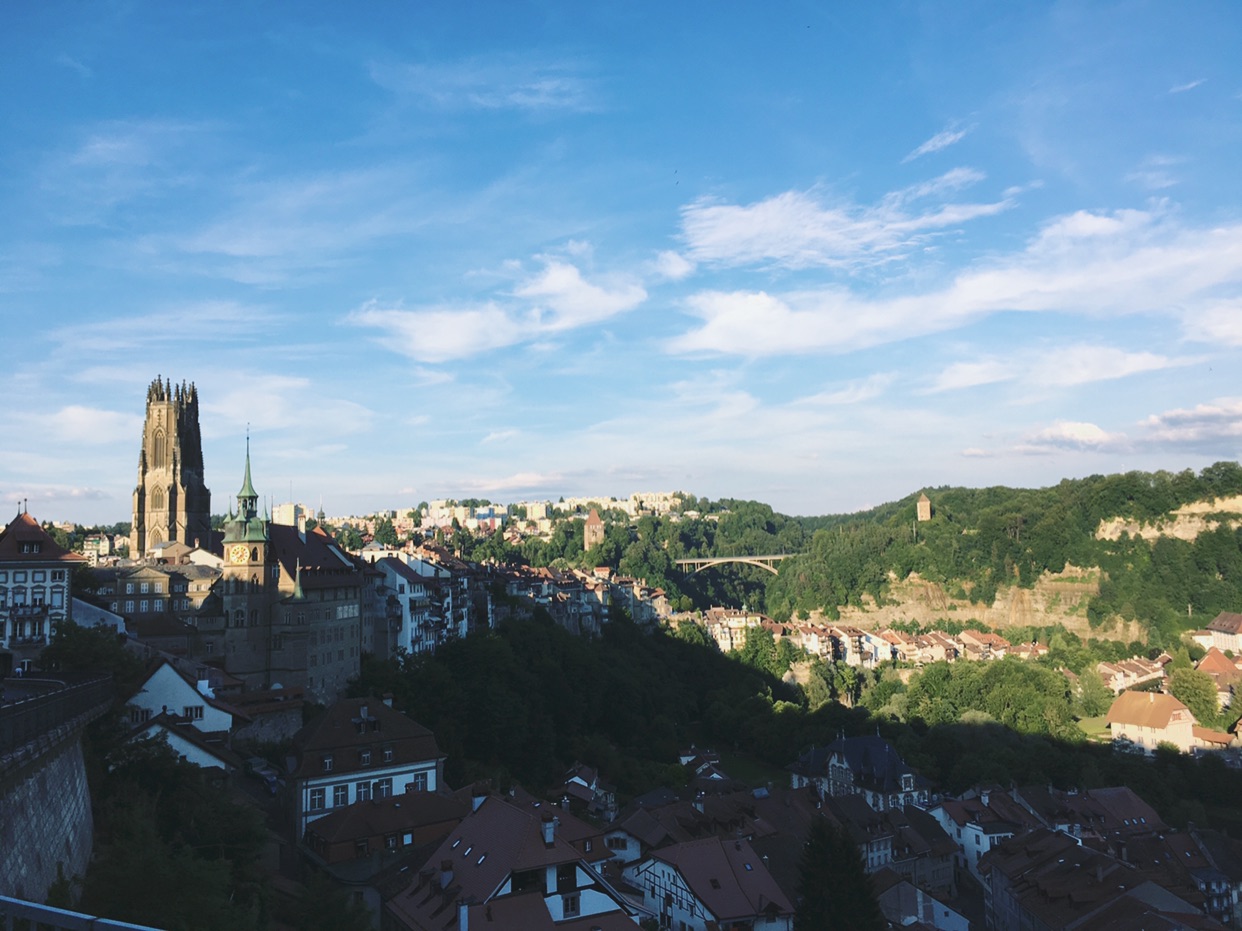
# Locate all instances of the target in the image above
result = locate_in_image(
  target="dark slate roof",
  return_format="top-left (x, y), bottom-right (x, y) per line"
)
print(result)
top-left (289, 697), bottom-right (442, 780)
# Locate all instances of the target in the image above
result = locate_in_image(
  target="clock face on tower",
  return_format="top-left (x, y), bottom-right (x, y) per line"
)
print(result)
top-left (228, 544), bottom-right (250, 564)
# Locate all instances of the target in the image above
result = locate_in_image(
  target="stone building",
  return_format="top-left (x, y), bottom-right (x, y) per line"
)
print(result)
top-left (191, 446), bottom-right (364, 703)
top-left (916, 493), bottom-right (932, 522)
top-left (130, 377), bottom-right (211, 558)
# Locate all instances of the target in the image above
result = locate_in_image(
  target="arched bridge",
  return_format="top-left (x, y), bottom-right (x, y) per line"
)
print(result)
top-left (674, 554), bottom-right (793, 576)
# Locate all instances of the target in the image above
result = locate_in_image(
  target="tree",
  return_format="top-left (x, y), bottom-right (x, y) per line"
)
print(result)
top-left (1076, 667), bottom-right (1113, 717)
top-left (1168, 667), bottom-right (1221, 727)
top-left (374, 516), bottom-right (398, 547)
top-left (795, 817), bottom-right (884, 931)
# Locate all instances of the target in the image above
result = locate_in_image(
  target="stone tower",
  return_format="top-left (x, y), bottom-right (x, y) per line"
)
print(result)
top-left (218, 442), bottom-right (275, 685)
top-left (131, 377), bottom-right (211, 557)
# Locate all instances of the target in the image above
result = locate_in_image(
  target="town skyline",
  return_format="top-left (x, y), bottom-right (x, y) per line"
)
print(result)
top-left (3, 3), bottom-right (1242, 526)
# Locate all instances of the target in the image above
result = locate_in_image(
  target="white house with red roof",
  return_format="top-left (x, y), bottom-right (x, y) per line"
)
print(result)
top-left (623, 835), bottom-right (794, 931)
top-left (288, 696), bottom-right (445, 839)
top-left (384, 792), bottom-right (640, 930)
top-left (0, 508), bottom-right (85, 674)
top-left (1206, 611), bottom-right (1242, 654)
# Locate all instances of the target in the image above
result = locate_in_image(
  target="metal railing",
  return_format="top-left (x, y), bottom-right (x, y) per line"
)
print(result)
top-left (0, 676), bottom-right (113, 758)
top-left (0, 894), bottom-right (161, 930)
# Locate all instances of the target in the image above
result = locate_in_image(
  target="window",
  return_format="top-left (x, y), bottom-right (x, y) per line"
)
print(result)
top-left (359, 749), bottom-right (371, 766)
top-left (139, 600), bottom-right (149, 613)
top-left (383, 746), bottom-right (394, 763)
top-left (334, 784), bottom-right (348, 807)
top-left (322, 754), bottom-right (334, 772)
top-left (126, 583), bottom-right (135, 594)
top-left (408, 773), bottom-right (428, 793)
top-left (355, 840), bottom-right (369, 858)
top-left (309, 788), bottom-right (325, 811)
top-left (154, 581), bottom-right (163, 593)
top-left (183, 705), bottom-right (203, 720)
top-left (125, 600), bottom-right (135, 613)
top-left (385, 834), bottom-right (398, 850)
top-left (153, 598), bottom-right (164, 612)
top-left (563, 893), bottom-right (580, 918)
top-left (140, 582), bottom-right (149, 594)
top-left (33, 570), bottom-right (46, 582)
top-left (357, 781), bottom-right (372, 802)
top-left (377, 778), bottom-right (392, 798)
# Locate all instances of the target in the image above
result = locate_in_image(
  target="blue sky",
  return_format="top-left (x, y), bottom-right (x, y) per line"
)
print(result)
top-left (3, 2), bottom-right (1241, 526)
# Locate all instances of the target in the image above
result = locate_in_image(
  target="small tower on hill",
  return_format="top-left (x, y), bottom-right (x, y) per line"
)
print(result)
top-left (916, 493), bottom-right (932, 522)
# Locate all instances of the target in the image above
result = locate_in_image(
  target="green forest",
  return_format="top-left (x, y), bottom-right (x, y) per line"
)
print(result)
top-left (349, 609), bottom-right (1242, 836)
top-left (436, 462), bottom-right (1242, 649)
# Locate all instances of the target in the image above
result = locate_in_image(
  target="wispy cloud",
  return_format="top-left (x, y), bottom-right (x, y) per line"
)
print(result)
top-left (53, 53), bottom-right (92, 79)
top-left (1169, 79), bottom-right (1205, 94)
top-left (670, 207), bottom-right (1242, 357)
top-left (48, 302), bottom-right (276, 354)
top-left (368, 55), bottom-right (596, 112)
top-left (794, 373), bottom-right (897, 406)
top-left (903, 124), bottom-right (972, 162)
top-left (927, 345), bottom-right (1195, 393)
top-left (679, 168), bottom-right (1009, 271)
top-left (353, 255), bottom-right (646, 363)
top-left (1125, 154), bottom-right (1183, 191)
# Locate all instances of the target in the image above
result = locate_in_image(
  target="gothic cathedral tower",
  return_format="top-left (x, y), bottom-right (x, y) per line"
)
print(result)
top-left (131, 377), bottom-right (211, 557)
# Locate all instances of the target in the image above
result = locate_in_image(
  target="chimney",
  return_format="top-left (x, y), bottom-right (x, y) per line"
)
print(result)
top-left (541, 813), bottom-right (556, 847)
top-left (439, 859), bottom-right (454, 890)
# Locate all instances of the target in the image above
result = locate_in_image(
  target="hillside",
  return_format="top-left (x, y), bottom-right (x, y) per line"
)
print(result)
top-left (763, 462), bottom-right (1242, 648)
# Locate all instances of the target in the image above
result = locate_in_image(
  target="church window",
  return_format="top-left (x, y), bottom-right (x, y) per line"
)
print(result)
top-left (251, 547), bottom-right (259, 562)
top-left (151, 486), bottom-right (165, 510)
top-left (233, 609), bottom-right (244, 627)
top-left (152, 429), bottom-right (167, 468)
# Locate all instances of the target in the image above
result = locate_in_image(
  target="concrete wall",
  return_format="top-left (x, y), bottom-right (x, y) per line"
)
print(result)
top-left (0, 735), bottom-right (93, 902)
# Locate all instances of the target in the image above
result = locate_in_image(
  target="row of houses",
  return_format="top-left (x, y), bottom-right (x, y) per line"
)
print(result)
top-left (695, 607), bottom-right (1035, 669)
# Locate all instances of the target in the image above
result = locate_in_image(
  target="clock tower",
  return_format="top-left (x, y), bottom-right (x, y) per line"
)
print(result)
top-left (218, 440), bottom-right (273, 685)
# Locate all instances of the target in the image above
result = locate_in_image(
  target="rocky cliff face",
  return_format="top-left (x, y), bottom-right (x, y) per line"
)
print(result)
top-left (1096, 495), bottom-right (1242, 543)
top-left (815, 566), bottom-right (1147, 643)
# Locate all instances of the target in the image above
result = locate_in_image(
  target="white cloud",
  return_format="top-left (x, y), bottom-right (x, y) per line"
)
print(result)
top-left (513, 259), bottom-right (646, 331)
top-left (903, 125), bottom-right (972, 162)
top-left (1141, 398), bottom-right (1242, 447)
top-left (1182, 300), bottom-right (1242, 346)
top-left (928, 360), bottom-right (1014, 393)
top-left (795, 373), bottom-right (897, 406)
top-left (654, 250), bottom-right (695, 281)
top-left (679, 170), bottom-right (1010, 271)
top-left (1169, 79), bottom-right (1205, 94)
top-left (353, 257), bottom-right (646, 363)
top-left (368, 56), bottom-right (596, 112)
top-left (671, 208), bottom-right (1242, 357)
top-left (38, 406), bottom-right (142, 445)
top-left (1025, 420), bottom-right (1126, 451)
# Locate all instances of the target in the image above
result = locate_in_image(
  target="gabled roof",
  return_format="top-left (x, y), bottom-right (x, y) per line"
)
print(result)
top-left (1106, 691), bottom-right (1193, 729)
top-left (1207, 612), bottom-right (1242, 635)
top-left (304, 790), bottom-right (469, 846)
top-left (385, 794), bottom-right (614, 930)
top-left (290, 698), bottom-right (442, 779)
top-left (649, 836), bottom-right (793, 921)
top-left (0, 511), bottom-right (83, 564)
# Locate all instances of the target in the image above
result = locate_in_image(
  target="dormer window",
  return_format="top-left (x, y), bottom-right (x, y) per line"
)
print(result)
top-left (383, 746), bottom-right (394, 763)
top-left (322, 754), bottom-right (334, 772)
top-left (360, 749), bottom-right (372, 766)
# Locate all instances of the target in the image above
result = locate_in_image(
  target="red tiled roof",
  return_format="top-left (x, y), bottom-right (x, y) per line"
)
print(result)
top-left (0, 511), bottom-right (84, 564)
